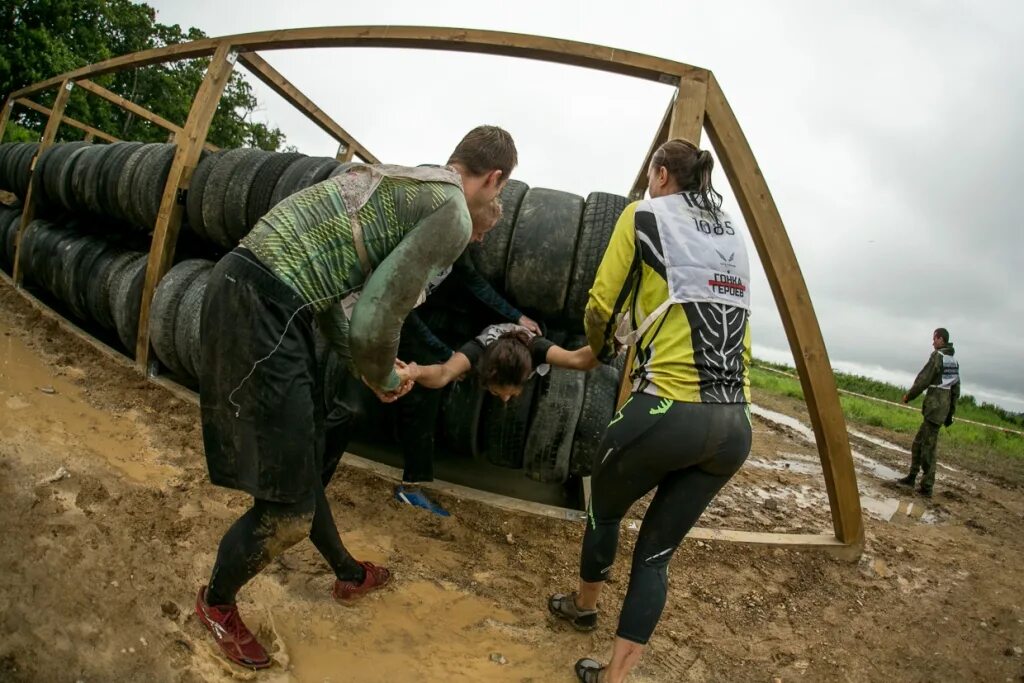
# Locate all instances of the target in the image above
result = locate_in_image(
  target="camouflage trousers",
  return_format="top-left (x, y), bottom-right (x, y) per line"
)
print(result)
top-left (909, 419), bottom-right (941, 491)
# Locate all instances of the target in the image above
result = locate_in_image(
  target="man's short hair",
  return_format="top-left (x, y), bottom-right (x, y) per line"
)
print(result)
top-left (934, 327), bottom-right (950, 343)
top-left (448, 125), bottom-right (517, 180)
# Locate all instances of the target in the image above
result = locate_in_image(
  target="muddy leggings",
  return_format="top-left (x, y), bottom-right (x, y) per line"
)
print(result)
top-left (205, 425), bottom-right (362, 607)
top-left (580, 394), bottom-right (752, 645)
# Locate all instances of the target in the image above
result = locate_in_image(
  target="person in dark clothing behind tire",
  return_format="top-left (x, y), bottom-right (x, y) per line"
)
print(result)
top-left (896, 327), bottom-right (960, 497)
top-left (394, 197), bottom-right (541, 516)
top-left (548, 139), bottom-right (753, 683)
top-left (194, 126), bottom-right (517, 670)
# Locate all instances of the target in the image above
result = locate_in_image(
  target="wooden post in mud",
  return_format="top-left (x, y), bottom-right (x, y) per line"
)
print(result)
top-left (12, 80), bottom-right (74, 285)
top-left (702, 73), bottom-right (863, 548)
top-left (616, 75), bottom-right (709, 410)
top-left (135, 43), bottom-right (238, 367)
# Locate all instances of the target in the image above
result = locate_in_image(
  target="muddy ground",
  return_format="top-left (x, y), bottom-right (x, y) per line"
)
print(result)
top-left (1, 285), bottom-right (1023, 683)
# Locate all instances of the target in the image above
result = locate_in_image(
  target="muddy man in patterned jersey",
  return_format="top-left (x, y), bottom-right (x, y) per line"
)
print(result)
top-left (547, 139), bottom-right (754, 683)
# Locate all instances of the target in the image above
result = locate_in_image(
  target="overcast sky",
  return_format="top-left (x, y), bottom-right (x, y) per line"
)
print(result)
top-left (146, 0), bottom-right (1024, 412)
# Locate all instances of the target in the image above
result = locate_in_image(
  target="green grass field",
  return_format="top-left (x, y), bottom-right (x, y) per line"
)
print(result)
top-left (748, 362), bottom-right (1024, 484)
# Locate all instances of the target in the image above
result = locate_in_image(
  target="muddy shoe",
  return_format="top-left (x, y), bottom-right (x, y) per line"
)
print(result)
top-left (548, 592), bottom-right (598, 632)
top-left (895, 474), bottom-right (916, 487)
top-left (917, 486), bottom-right (933, 498)
top-left (194, 586), bottom-right (271, 670)
top-left (575, 657), bottom-right (607, 682)
top-left (333, 561), bottom-right (392, 602)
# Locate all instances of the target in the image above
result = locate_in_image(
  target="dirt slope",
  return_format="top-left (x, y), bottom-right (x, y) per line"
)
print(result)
top-left (0, 285), bottom-right (1022, 682)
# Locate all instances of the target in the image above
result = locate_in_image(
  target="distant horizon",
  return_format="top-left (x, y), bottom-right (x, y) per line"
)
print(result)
top-left (753, 344), bottom-right (1024, 414)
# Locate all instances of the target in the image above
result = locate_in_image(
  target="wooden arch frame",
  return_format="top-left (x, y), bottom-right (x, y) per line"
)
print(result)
top-left (0, 26), bottom-right (863, 556)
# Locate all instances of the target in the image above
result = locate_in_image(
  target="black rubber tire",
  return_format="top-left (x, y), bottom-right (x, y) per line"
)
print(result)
top-left (564, 192), bottom-right (629, 331)
top-left (16, 219), bottom-right (48, 285)
top-left (108, 253), bottom-right (149, 354)
top-left (0, 209), bottom-right (20, 271)
top-left (54, 236), bottom-right (93, 315)
top-left (69, 238), bottom-right (115, 324)
top-left (0, 144), bottom-right (11, 192)
top-left (91, 250), bottom-right (137, 331)
top-left (293, 157), bottom-right (338, 191)
top-left (137, 143), bottom-right (177, 230)
top-left (570, 361), bottom-right (620, 476)
top-left (116, 143), bottom-right (160, 229)
top-left (185, 150), bottom-right (222, 239)
top-left (149, 259), bottom-right (212, 377)
top-left (327, 161), bottom-right (362, 178)
top-left (71, 145), bottom-right (101, 213)
top-left (203, 149), bottom-right (261, 248)
top-left (14, 143), bottom-right (39, 198)
top-left (245, 152), bottom-right (304, 229)
top-left (505, 188), bottom-right (585, 319)
top-left (522, 366), bottom-right (587, 483)
top-left (57, 146), bottom-right (91, 212)
top-left (269, 155), bottom-right (319, 205)
top-left (102, 142), bottom-right (143, 221)
top-left (42, 228), bottom-right (81, 298)
top-left (83, 144), bottom-right (110, 216)
top-left (31, 144), bottom-right (59, 208)
top-left (223, 150), bottom-right (274, 244)
top-left (440, 379), bottom-right (485, 459)
top-left (175, 267), bottom-right (212, 381)
top-left (478, 378), bottom-right (538, 469)
top-left (468, 179), bottom-right (529, 291)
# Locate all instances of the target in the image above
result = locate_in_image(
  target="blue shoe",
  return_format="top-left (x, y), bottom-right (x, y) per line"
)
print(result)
top-left (394, 485), bottom-right (450, 517)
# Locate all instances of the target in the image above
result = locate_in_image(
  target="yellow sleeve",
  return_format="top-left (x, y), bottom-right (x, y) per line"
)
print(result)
top-left (584, 201), bottom-right (639, 362)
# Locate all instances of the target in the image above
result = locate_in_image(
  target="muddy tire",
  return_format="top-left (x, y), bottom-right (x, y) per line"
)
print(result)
top-left (101, 142), bottom-right (143, 221)
top-left (91, 250), bottom-right (137, 331)
top-left (505, 188), bottom-right (584, 319)
top-left (246, 152), bottom-right (304, 229)
top-left (185, 150), bottom-right (222, 239)
top-left (523, 366), bottom-right (586, 483)
top-left (69, 238), bottom-right (115, 323)
top-left (468, 179), bottom-right (529, 291)
top-left (224, 150), bottom-right (274, 244)
top-left (42, 228), bottom-right (81, 298)
top-left (116, 143), bottom-right (159, 229)
top-left (108, 253), bottom-right (149, 354)
top-left (203, 149), bottom-right (261, 248)
top-left (478, 378), bottom-right (538, 469)
top-left (53, 236), bottom-right (92, 317)
top-left (570, 362), bottom-right (620, 476)
top-left (270, 155), bottom-right (330, 205)
top-left (57, 146), bottom-right (91, 213)
top-left (564, 192), bottom-right (628, 331)
top-left (175, 267), bottom-right (212, 381)
top-left (440, 379), bottom-right (485, 459)
top-left (149, 259), bottom-right (212, 377)
top-left (137, 144), bottom-right (177, 229)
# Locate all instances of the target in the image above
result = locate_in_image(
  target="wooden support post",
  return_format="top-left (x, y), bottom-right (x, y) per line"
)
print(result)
top-left (616, 76), bottom-right (708, 409)
top-left (0, 97), bottom-right (13, 143)
top-left (14, 98), bottom-right (121, 143)
top-left (702, 73), bottom-right (863, 548)
top-left (84, 132), bottom-right (95, 142)
top-left (74, 79), bottom-right (218, 152)
top-left (238, 51), bottom-right (379, 163)
top-left (12, 80), bottom-right (74, 285)
top-left (135, 43), bottom-right (237, 366)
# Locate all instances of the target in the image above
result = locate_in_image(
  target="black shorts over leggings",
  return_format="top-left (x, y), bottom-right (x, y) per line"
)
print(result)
top-left (200, 247), bottom-right (325, 503)
top-left (581, 393), bottom-right (751, 645)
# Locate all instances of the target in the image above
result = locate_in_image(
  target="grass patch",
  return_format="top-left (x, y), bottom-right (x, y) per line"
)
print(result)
top-left (748, 365), bottom-right (1024, 484)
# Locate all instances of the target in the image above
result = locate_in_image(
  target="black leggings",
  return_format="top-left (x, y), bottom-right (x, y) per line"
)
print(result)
top-left (205, 422), bottom-right (362, 607)
top-left (580, 393), bottom-right (751, 645)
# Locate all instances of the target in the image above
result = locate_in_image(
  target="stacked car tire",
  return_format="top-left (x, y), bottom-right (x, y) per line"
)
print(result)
top-left (0, 139), bottom-right (629, 484)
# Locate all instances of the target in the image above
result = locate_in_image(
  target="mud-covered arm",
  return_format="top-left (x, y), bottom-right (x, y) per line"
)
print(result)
top-left (350, 194), bottom-right (471, 390)
top-left (316, 305), bottom-right (355, 373)
top-left (451, 253), bottom-right (522, 322)
top-left (906, 352), bottom-right (940, 401)
top-left (584, 202), bottom-right (639, 362)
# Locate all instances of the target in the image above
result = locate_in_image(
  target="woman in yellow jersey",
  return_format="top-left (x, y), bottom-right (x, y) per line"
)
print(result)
top-left (548, 139), bottom-right (753, 683)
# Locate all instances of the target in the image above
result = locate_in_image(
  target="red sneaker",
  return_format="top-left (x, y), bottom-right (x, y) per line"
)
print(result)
top-left (332, 561), bottom-right (392, 602)
top-left (194, 586), bottom-right (272, 670)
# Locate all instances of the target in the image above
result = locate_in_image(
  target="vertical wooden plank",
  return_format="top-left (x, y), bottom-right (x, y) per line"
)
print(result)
top-left (83, 131), bottom-right (95, 142)
top-left (617, 76), bottom-right (708, 409)
top-left (702, 72), bottom-right (863, 548)
top-left (135, 43), bottom-right (237, 366)
top-left (0, 97), bottom-right (13, 143)
top-left (12, 80), bottom-right (73, 285)
top-left (340, 145), bottom-right (355, 163)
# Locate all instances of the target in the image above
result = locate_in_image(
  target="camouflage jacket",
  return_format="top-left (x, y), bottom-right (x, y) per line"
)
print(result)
top-left (907, 343), bottom-right (961, 425)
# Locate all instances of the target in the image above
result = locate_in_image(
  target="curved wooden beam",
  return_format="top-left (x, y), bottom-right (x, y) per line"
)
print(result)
top-left (11, 26), bottom-right (701, 99)
top-left (703, 73), bottom-right (863, 548)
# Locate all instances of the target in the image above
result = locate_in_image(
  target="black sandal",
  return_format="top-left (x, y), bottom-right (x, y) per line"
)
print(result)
top-left (575, 658), bottom-right (606, 682)
top-left (548, 592), bottom-right (598, 631)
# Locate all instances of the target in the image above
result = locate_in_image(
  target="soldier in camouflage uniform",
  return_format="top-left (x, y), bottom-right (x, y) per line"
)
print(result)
top-left (896, 327), bottom-right (960, 497)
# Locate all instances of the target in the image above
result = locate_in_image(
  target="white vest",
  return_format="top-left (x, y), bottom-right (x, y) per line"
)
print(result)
top-left (617, 192), bottom-right (750, 346)
top-left (935, 351), bottom-right (960, 390)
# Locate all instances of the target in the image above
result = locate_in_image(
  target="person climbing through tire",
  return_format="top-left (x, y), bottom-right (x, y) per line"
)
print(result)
top-left (404, 321), bottom-right (598, 395)
top-left (547, 139), bottom-right (753, 683)
top-left (394, 197), bottom-right (541, 516)
top-left (194, 126), bottom-right (517, 670)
